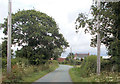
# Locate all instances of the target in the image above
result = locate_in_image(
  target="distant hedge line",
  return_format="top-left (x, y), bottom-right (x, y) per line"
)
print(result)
top-left (72, 55), bottom-right (119, 77)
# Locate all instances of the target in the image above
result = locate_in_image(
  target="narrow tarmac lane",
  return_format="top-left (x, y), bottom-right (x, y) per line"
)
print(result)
top-left (35, 65), bottom-right (73, 82)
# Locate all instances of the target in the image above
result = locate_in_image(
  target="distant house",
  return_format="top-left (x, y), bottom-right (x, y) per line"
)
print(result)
top-left (57, 58), bottom-right (66, 62)
top-left (74, 53), bottom-right (89, 60)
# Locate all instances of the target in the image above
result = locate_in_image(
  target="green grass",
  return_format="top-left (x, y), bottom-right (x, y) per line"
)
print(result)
top-left (22, 70), bottom-right (50, 82)
top-left (69, 68), bottom-right (90, 82)
top-left (2, 60), bottom-right (59, 83)
top-left (22, 65), bottom-right (59, 82)
top-left (69, 68), bottom-right (120, 83)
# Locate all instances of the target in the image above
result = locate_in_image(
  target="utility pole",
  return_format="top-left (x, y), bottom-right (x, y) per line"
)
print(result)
top-left (97, 0), bottom-right (101, 75)
top-left (70, 47), bottom-right (72, 59)
top-left (7, 0), bottom-right (12, 74)
top-left (70, 47), bottom-right (72, 53)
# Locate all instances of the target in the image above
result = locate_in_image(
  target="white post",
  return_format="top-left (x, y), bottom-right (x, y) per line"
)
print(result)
top-left (97, 0), bottom-right (101, 75)
top-left (7, 0), bottom-right (12, 74)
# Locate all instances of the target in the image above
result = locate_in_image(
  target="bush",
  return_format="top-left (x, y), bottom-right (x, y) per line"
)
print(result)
top-left (3, 65), bottom-right (24, 82)
top-left (2, 57), bottom-right (29, 69)
top-left (71, 55), bottom-right (118, 77)
top-left (76, 60), bottom-right (81, 65)
top-left (81, 55), bottom-right (97, 77)
top-left (46, 60), bottom-right (59, 71)
top-left (2, 59), bottom-right (59, 82)
top-left (101, 59), bottom-right (120, 72)
top-left (73, 55), bottom-right (98, 77)
top-left (2, 58), bottom-right (7, 68)
top-left (101, 59), bottom-right (111, 72)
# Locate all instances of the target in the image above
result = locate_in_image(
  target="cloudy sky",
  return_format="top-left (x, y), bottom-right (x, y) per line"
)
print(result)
top-left (0, 0), bottom-right (107, 57)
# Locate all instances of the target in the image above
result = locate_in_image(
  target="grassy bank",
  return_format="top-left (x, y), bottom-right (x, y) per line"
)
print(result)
top-left (2, 60), bottom-right (59, 83)
top-left (69, 67), bottom-right (120, 82)
top-left (69, 55), bottom-right (120, 82)
top-left (22, 64), bottom-right (58, 82)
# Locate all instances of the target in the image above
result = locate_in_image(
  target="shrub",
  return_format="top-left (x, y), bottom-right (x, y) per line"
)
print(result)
top-left (2, 58), bottom-right (7, 68)
top-left (72, 55), bottom-right (117, 77)
top-left (75, 60), bottom-right (81, 65)
top-left (101, 59), bottom-right (112, 72)
top-left (2, 59), bottom-right (59, 82)
top-left (46, 60), bottom-right (59, 71)
top-left (3, 64), bottom-right (24, 82)
top-left (81, 55), bottom-right (97, 77)
top-left (73, 55), bottom-right (98, 77)
top-left (2, 57), bottom-right (29, 69)
top-left (71, 55), bottom-right (120, 79)
top-left (101, 58), bottom-right (120, 72)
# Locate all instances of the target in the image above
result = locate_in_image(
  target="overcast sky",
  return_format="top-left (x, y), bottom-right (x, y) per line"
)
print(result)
top-left (0, 0), bottom-right (107, 57)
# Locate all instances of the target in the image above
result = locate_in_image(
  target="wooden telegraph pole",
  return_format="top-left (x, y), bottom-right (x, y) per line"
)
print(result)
top-left (97, 0), bottom-right (101, 75)
top-left (7, 0), bottom-right (12, 74)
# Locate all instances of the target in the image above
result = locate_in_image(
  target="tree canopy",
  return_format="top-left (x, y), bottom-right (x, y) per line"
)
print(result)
top-left (75, 2), bottom-right (120, 68)
top-left (2, 9), bottom-right (69, 64)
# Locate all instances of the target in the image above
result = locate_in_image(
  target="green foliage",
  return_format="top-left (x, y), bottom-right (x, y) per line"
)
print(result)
top-left (108, 40), bottom-right (120, 70)
top-left (70, 56), bottom-right (120, 82)
top-left (2, 58), bottom-right (30, 82)
top-left (69, 55), bottom-right (120, 82)
top-left (22, 60), bottom-right (58, 82)
top-left (69, 55), bottom-right (120, 78)
top-left (75, 2), bottom-right (117, 47)
top-left (101, 59), bottom-right (120, 72)
top-left (2, 59), bottom-right (7, 68)
top-left (46, 60), bottom-right (59, 71)
top-left (75, 60), bottom-right (82, 65)
top-left (101, 59), bottom-right (112, 72)
top-left (65, 53), bottom-right (77, 65)
top-left (52, 48), bottom-right (63, 60)
top-left (0, 43), bottom-right (1, 57)
top-left (2, 9), bottom-right (69, 65)
top-left (1, 41), bottom-right (7, 58)
top-left (2, 57), bottom-right (29, 69)
top-left (2, 40), bottom-right (13, 58)
top-left (78, 55), bottom-right (97, 77)
top-left (70, 68), bottom-right (120, 82)
top-left (2, 58), bottom-right (58, 82)
top-left (75, 2), bottom-right (120, 71)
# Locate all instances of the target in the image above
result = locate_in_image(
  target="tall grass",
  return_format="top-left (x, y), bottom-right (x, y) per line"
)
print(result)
top-left (70, 68), bottom-right (120, 82)
top-left (69, 55), bottom-right (120, 82)
top-left (2, 58), bottom-right (58, 82)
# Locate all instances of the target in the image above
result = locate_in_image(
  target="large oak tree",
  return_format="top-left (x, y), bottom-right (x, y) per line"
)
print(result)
top-left (2, 10), bottom-right (69, 64)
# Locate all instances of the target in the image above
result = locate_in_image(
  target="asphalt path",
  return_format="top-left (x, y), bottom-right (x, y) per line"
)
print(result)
top-left (34, 65), bottom-right (73, 82)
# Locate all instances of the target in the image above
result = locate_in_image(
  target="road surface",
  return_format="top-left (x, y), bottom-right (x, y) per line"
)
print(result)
top-left (34, 65), bottom-right (73, 82)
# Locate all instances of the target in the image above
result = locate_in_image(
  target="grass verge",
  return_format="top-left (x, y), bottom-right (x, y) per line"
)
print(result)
top-left (22, 65), bottom-right (58, 82)
top-left (69, 68), bottom-right (120, 83)
top-left (2, 60), bottom-right (59, 83)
